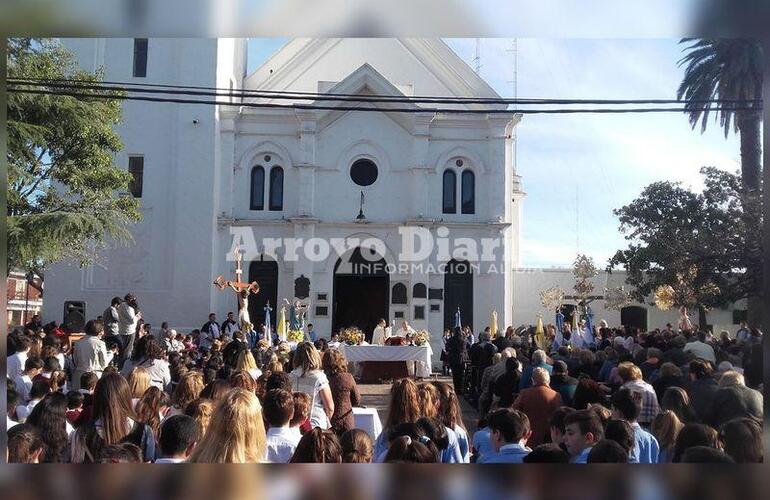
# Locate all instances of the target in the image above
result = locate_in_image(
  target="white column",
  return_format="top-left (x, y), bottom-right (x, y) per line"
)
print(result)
top-left (295, 111), bottom-right (317, 216)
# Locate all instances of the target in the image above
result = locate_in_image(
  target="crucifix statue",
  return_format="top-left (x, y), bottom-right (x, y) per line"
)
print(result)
top-left (213, 245), bottom-right (260, 330)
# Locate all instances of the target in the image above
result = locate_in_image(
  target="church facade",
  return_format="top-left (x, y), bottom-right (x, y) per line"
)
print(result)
top-left (43, 38), bottom-right (744, 356)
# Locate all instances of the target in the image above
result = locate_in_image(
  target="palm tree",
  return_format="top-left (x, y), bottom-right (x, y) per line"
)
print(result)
top-left (677, 38), bottom-right (763, 327)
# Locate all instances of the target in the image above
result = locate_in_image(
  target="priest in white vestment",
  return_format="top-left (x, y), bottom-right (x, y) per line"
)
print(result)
top-left (372, 318), bottom-right (390, 345)
top-left (395, 320), bottom-right (416, 338)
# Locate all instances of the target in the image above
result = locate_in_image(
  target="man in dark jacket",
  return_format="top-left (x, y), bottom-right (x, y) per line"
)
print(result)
top-left (470, 331), bottom-right (498, 394)
top-left (549, 360), bottom-right (578, 407)
top-left (703, 371), bottom-right (763, 428)
top-left (446, 327), bottom-right (468, 396)
top-left (686, 359), bottom-right (719, 422)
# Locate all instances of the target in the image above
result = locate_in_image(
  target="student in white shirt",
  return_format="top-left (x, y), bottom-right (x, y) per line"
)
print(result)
top-left (264, 389), bottom-right (302, 463)
top-left (8, 335), bottom-right (32, 381)
top-left (16, 379), bottom-right (52, 423)
top-left (154, 415), bottom-right (200, 463)
top-left (13, 357), bottom-right (44, 404)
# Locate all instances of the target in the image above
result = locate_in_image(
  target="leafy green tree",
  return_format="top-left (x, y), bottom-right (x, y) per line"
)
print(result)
top-left (609, 167), bottom-right (762, 329)
top-left (677, 38), bottom-right (763, 326)
top-left (7, 38), bottom-right (141, 276)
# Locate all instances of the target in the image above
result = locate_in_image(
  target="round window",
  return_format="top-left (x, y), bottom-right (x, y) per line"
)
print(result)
top-left (350, 159), bottom-right (378, 186)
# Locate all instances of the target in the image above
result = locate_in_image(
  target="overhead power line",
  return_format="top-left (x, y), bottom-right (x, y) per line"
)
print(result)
top-left (6, 77), bottom-right (762, 106)
top-left (6, 81), bottom-right (760, 115)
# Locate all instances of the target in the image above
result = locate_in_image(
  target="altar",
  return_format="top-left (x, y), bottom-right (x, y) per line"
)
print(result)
top-left (337, 344), bottom-right (433, 383)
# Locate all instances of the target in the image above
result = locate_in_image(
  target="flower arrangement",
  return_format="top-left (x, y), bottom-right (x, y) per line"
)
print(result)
top-left (339, 327), bottom-right (364, 345)
top-left (412, 329), bottom-right (430, 346)
top-left (287, 329), bottom-right (305, 343)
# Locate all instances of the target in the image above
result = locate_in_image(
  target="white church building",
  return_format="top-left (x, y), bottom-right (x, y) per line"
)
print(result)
top-left (44, 38), bottom-right (744, 356)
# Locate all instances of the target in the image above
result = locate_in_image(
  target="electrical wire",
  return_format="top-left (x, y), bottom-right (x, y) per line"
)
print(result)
top-left (6, 77), bottom-right (762, 106)
top-left (6, 86), bottom-right (758, 115)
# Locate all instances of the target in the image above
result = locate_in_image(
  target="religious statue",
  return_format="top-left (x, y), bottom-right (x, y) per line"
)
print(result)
top-left (237, 289), bottom-right (251, 329)
top-left (678, 306), bottom-right (693, 332)
top-left (213, 245), bottom-right (260, 331)
top-left (283, 298), bottom-right (310, 331)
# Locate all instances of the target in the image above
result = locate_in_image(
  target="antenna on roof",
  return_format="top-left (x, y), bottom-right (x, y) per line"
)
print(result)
top-left (474, 38), bottom-right (481, 74)
top-left (506, 38), bottom-right (519, 175)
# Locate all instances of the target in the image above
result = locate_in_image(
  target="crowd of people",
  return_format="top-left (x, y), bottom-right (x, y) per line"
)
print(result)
top-left (5, 293), bottom-right (764, 464)
top-left (441, 319), bottom-right (763, 463)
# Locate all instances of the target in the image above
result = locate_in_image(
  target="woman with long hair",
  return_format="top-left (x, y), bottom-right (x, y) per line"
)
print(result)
top-left (199, 379), bottom-right (232, 404)
top-left (289, 342), bottom-right (334, 430)
top-left (651, 410), bottom-right (684, 463)
top-left (289, 427), bottom-right (342, 463)
top-left (322, 349), bottom-right (361, 435)
top-left (185, 398), bottom-right (215, 438)
top-left (134, 386), bottom-right (170, 439)
top-left (660, 386), bottom-right (696, 424)
top-left (230, 370), bottom-right (257, 392)
top-left (417, 382), bottom-right (441, 418)
top-left (384, 435), bottom-right (437, 463)
top-left (167, 371), bottom-right (205, 417)
top-left (120, 336), bottom-right (171, 392)
top-left (235, 349), bottom-right (262, 383)
top-left (70, 372), bottom-right (155, 463)
top-left (127, 367), bottom-right (152, 405)
top-left (373, 378), bottom-right (422, 459)
top-left (432, 381), bottom-right (468, 463)
top-left (188, 389), bottom-right (266, 463)
top-left (26, 392), bottom-right (71, 462)
top-left (8, 424), bottom-right (45, 463)
top-left (340, 428), bottom-right (373, 463)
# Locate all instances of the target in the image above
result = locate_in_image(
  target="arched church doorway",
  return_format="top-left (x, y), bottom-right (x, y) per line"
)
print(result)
top-left (621, 305), bottom-right (648, 332)
top-left (333, 247), bottom-right (389, 341)
top-left (248, 257), bottom-right (278, 328)
top-left (444, 259), bottom-right (473, 332)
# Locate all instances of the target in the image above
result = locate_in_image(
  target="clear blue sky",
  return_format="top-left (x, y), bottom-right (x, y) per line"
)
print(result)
top-left (246, 38), bottom-right (740, 269)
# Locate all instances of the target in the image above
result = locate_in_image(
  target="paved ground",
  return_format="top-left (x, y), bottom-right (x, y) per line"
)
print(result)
top-left (357, 375), bottom-right (479, 433)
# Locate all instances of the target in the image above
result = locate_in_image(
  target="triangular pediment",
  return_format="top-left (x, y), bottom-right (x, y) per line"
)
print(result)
top-left (243, 38), bottom-right (506, 113)
top-left (311, 63), bottom-right (425, 133)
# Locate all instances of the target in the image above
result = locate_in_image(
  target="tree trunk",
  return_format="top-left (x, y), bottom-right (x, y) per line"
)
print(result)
top-left (738, 108), bottom-right (764, 329)
top-left (764, 41), bottom-right (770, 332)
top-left (697, 305), bottom-right (708, 332)
top-left (738, 109), bottom-right (762, 193)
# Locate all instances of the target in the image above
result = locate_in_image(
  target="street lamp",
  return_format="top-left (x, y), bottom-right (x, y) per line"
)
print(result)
top-left (24, 272), bottom-right (35, 325)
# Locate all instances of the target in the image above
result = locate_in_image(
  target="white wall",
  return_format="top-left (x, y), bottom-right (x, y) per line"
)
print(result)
top-left (44, 38), bottom-right (226, 331)
top-left (512, 268), bottom-right (745, 335)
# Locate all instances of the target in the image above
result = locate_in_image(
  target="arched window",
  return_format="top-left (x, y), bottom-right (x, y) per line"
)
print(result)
top-left (412, 283), bottom-right (427, 299)
top-left (442, 170), bottom-right (456, 214)
top-left (250, 166), bottom-right (265, 210)
top-left (269, 166), bottom-right (283, 211)
top-left (392, 283), bottom-right (407, 304)
top-left (461, 170), bottom-right (475, 214)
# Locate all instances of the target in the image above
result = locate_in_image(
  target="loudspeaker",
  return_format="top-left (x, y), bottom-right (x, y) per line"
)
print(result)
top-left (63, 301), bottom-right (86, 333)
